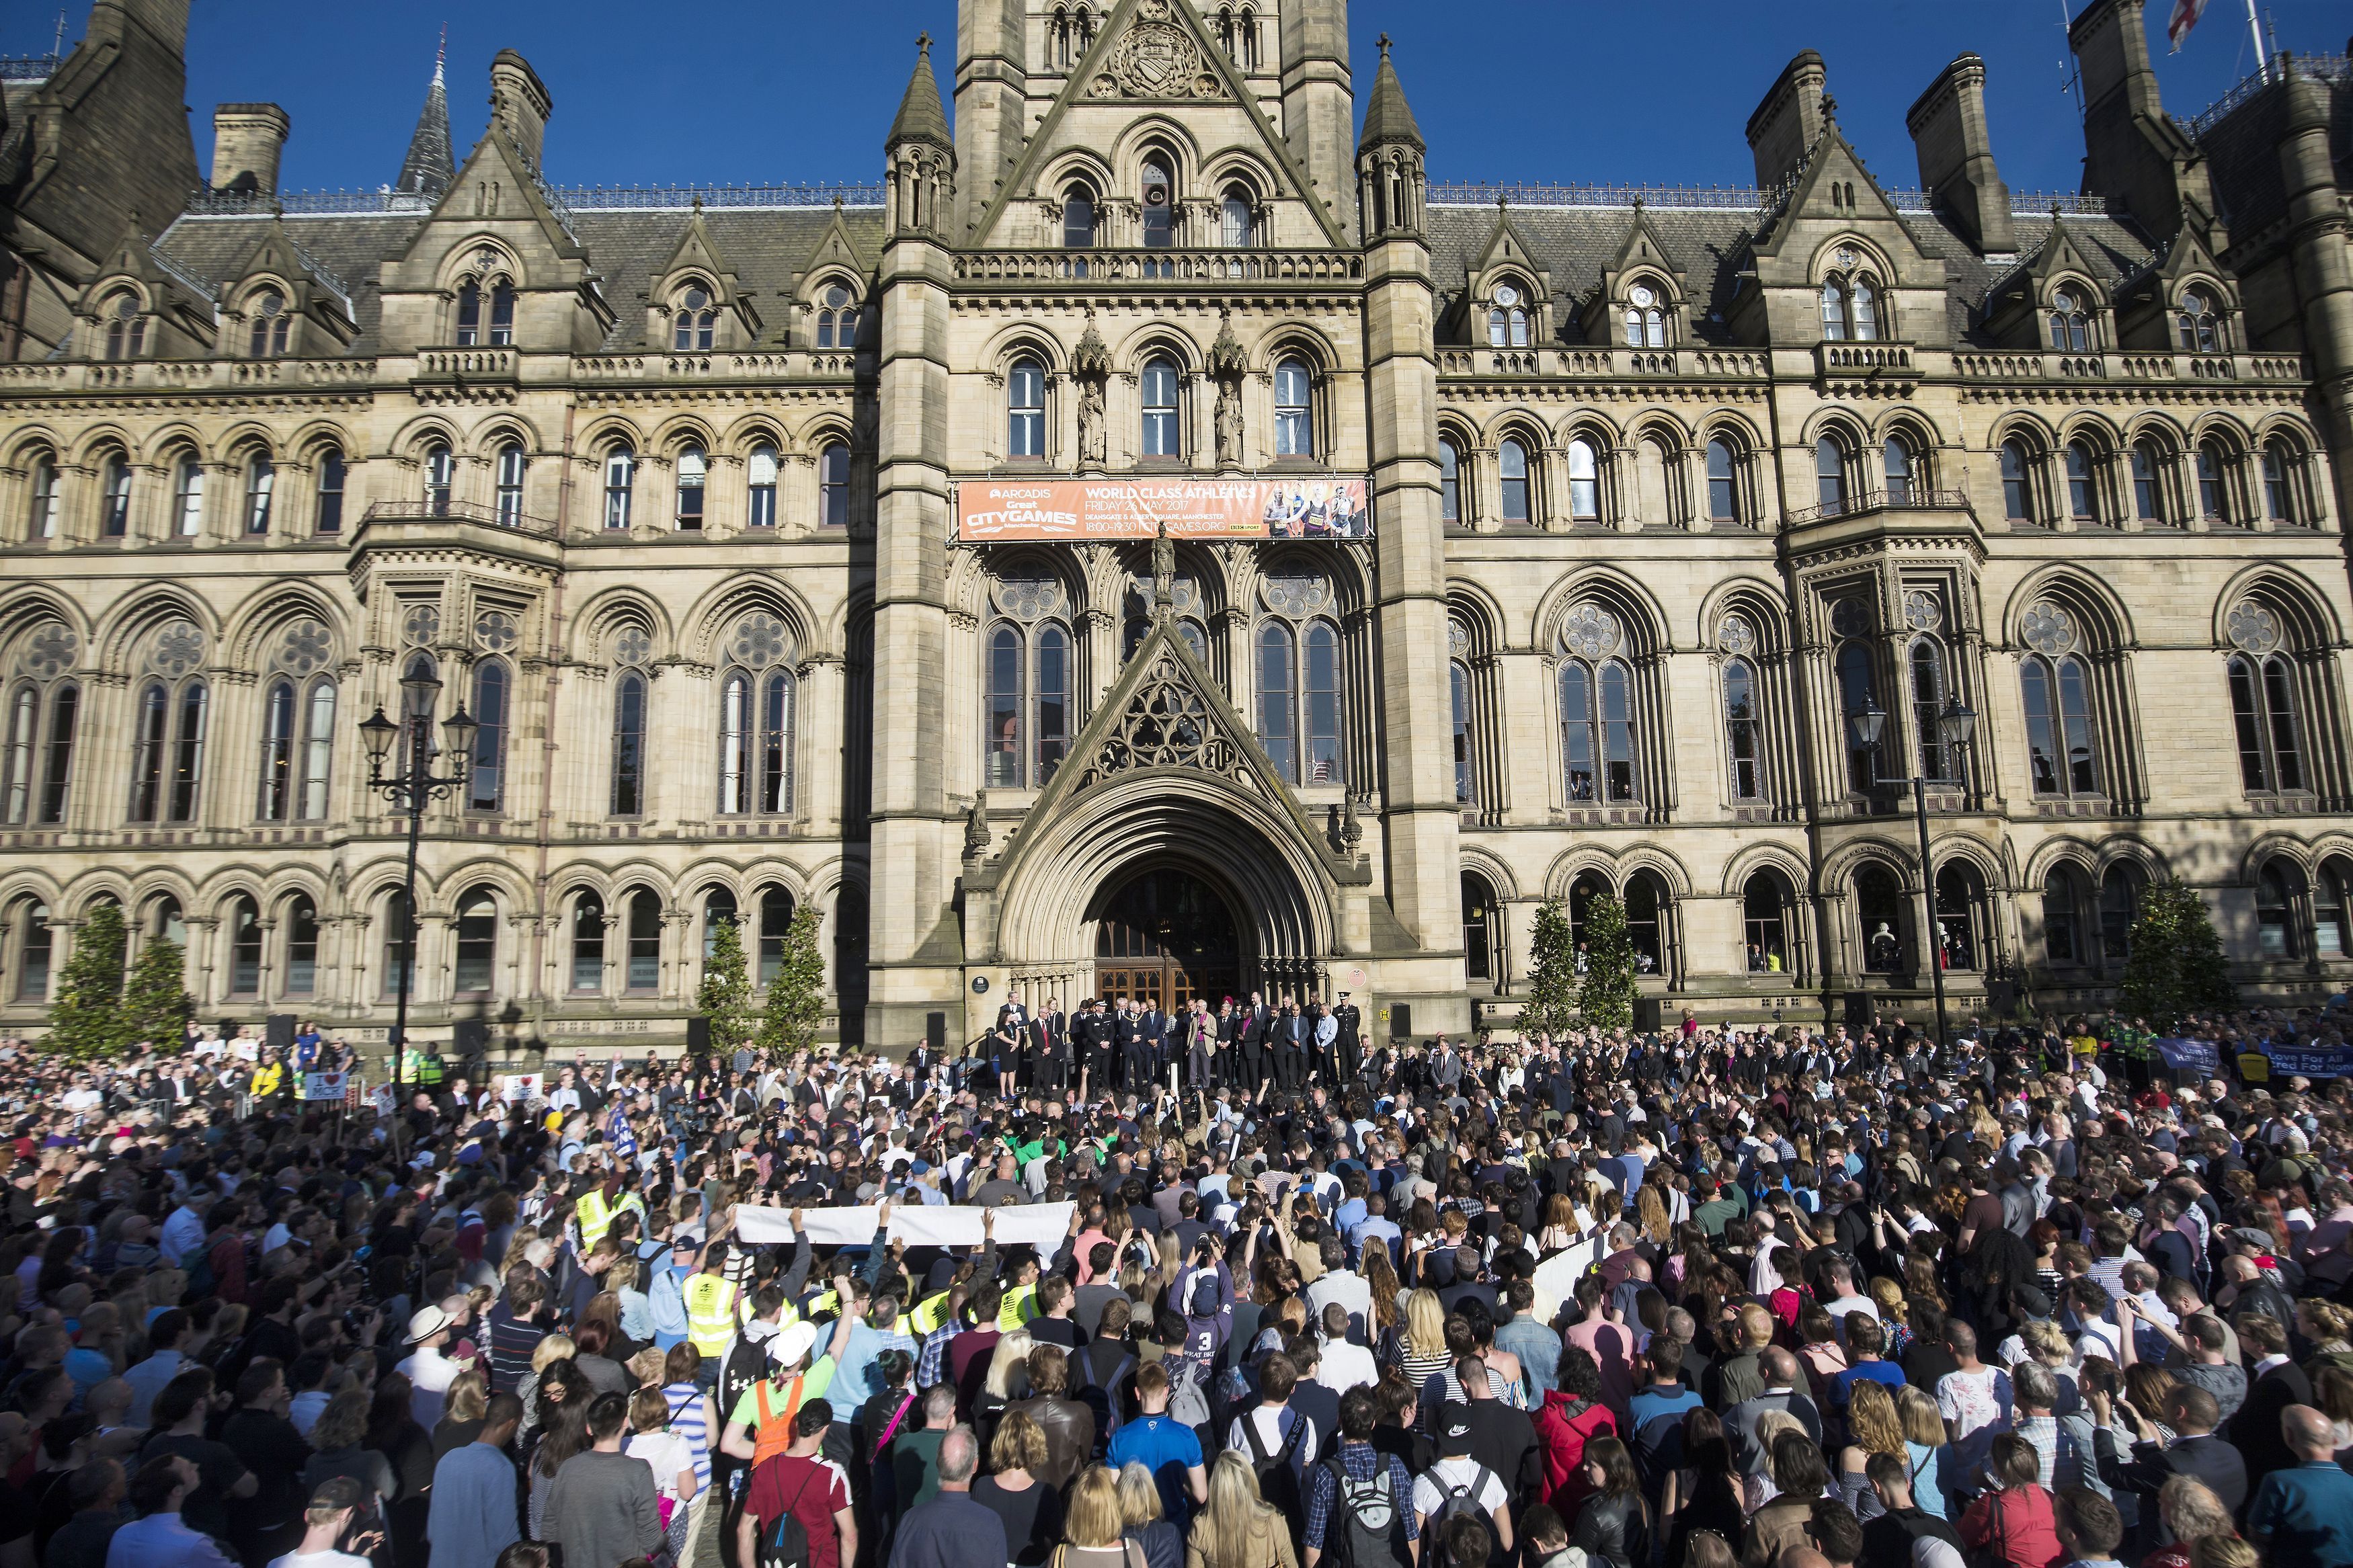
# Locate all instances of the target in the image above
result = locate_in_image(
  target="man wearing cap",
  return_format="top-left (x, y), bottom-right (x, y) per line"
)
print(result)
top-left (398, 1303), bottom-right (461, 1431)
top-left (720, 1309), bottom-right (856, 1471)
top-left (1408, 1402), bottom-right (1513, 1559)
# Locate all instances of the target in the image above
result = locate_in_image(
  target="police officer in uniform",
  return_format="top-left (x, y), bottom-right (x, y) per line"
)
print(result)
top-left (1334, 993), bottom-right (1363, 1081)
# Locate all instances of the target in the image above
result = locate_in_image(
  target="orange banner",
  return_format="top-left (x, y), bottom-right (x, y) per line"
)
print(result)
top-left (955, 477), bottom-right (1371, 542)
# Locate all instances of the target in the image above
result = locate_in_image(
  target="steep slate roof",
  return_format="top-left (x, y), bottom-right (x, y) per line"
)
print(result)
top-left (154, 205), bottom-right (889, 354)
top-left (397, 53), bottom-right (456, 200)
top-left (886, 37), bottom-right (951, 151)
top-left (1425, 200), bottom-right (2155, 347)
top-left (2189, 60), bottom-right (2351, 241)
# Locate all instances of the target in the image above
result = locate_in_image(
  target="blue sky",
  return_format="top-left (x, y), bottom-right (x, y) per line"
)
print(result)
top-left (5, 1), bottom-right (2342, 196)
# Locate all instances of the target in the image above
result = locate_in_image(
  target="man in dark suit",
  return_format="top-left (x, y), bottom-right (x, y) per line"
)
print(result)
top-left (1031, 1001), bottom-right (1066, 1096)
top-left (1274, 1000), bottom-right (1307, 1090)
top-left (2226, 1313), bottom-right (2313, 1483)
top-left (1136, 999), bottom-right (1168, 1093)
top-left (1113, 998), bottom-right (1145, 1091)
top-left (2091, 1381), bottom-right (2247, 1524)
top-left (1240, 991), bottom-right (1272, 1091)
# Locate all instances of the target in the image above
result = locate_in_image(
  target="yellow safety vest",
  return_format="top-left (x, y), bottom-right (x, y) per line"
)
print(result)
top-left (684, 1273), bottom-right (741, 1356)
top-left (998, 1282), bottom-right (1037, 1331)
top-left (417, 1053), bottom-right (445, 1085)
top-left (807, 1288), bottom-right (839, 1321)
top-left (251, 1064), bottom-right (283, 1098)
top-left (910, 1289), bottom-right (953, 1337)
top-left (576, 1189), bottom-right (615, 1249)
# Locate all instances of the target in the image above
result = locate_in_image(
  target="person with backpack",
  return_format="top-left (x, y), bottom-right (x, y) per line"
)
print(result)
top-left (739, 1400), bottom-right (854, 1568)
top-left (1226, 1353), bottom-right (1315, 1563)
top-left (1302, 1387), bottom-right (1418, 1568)
top-left (1410, 1403), bottom-right (1513, 1567)
top-left (1193, 1451), bottom-right (1301, 1568)
top-left (1110, 1364), bottom-right (1208, 1529)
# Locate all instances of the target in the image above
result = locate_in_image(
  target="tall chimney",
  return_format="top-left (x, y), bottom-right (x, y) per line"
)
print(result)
top-left (210, 103), bottom-right (290, 196)
top-left (1906, 56), bottom-right (2016, 255)
top-left (487, 49), bottom-right (552, 173)
top-left (1747, 51), bottom-right (1827, 190)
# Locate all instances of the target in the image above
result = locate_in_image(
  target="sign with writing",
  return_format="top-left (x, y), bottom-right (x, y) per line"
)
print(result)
top-left (2151, 1037), bottom-right (2219, 1074)
top-left (955, 476), bottom-right (1371, 543)
top-left (298, 1071), bottom-right (348, 1102)
top-left (2261, 1041), bottom-right (2353, 1079)
top-left (499, 1073), bottom-right (544, 1104)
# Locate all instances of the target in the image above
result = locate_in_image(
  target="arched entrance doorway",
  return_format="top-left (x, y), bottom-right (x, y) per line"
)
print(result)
top-left (1092, 866), bottom-right (1242, 1010)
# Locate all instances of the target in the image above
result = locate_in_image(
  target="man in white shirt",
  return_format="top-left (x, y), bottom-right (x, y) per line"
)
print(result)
top-left (398, 1304), bottom-right (461, 1432)
top-left (1408, 1406), bottom-right (1513, 1554)
top-left (268, 1476), bottom-right (374, 1568)
top-left (159, 1192), bottom-right (211, 1270)
top-left (106, 1453), bottom-right (239, 1568)
top-left (1314, 1303), bottom-right (1378, 1394)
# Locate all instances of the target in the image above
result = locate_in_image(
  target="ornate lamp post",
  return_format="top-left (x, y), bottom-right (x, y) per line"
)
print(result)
top-left (1847, 693), bottom-right (1978, 1048)
top-left (358, 667), bottom-right (476, 1160)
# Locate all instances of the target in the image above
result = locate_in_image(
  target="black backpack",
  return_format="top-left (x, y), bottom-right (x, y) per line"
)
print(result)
top-left (763, 1467), bottom-right (820, 1568)
top-left (1240, 1407), bottom-right (1305, 1518)
top-left (1076, 1344), bottom-right (1136, 1454)
top-left (1320, 1456), bottom-right (1408, 1568)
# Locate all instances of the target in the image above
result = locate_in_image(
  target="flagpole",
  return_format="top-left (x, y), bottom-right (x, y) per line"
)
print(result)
top-left (2243, 0), bottom-right (2267, 81)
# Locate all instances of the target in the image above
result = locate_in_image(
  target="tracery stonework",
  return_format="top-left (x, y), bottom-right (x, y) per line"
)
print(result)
top-left (0, 0), bottom-right (2350, 1053)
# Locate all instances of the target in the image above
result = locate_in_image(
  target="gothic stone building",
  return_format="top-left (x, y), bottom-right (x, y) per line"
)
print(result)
top-left (1, 0), bottom-right (2351, 1057)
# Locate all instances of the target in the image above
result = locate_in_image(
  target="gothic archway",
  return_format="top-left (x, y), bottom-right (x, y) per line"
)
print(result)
top-left (1090, 865), bottom-right (1243, 1009)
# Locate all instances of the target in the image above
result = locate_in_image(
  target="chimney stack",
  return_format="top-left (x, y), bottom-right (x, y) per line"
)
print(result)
top-left (210, 103), bottom-right (290, 196)
top-left (1747, 51), bottom-right (1827, 190)
top-left (487, 49), bottom-right (552, 173)
top-left (1906, 55), bottom-right (2016, 255)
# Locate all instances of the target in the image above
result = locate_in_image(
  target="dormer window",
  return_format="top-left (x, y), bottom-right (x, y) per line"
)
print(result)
top-left (1064, 184), bottom-right (1097, 249)
top-left (1487, 284), bottom-right (1528, 349)
top-left (2049, 289), bottom-right (2091, 353)
top-left (2177, 290), bottom-right (2221, 354)
top-left (817, 284), bottom-right (860, 349)
top-left (1821, 259), bottom-right (1882, 343)
top-left (673, 286), bottom-right (716, 352)
top-left (248, 289), bottom-right (289, 358)
top-left (1624, 283), bottom-right (1665, 349)
top-left (456, 278), bottom-right (514, 346)
top-left (1142, 159), bottom-right (1174, 249)
top-left (103, 292), bottom-right (145, 360)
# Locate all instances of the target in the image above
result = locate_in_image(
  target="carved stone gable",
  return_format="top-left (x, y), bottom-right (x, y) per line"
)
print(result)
top-left (1076, 645), bottom-right (1259, 795)
top-left (1091, 0), bottom-right (1222, 100)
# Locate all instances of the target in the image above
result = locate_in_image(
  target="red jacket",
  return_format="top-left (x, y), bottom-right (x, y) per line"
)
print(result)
top-left (1960, 1483), bottom-right (2062, 1568)
top-left (1533, 1389), bottom-right (1618, 1516)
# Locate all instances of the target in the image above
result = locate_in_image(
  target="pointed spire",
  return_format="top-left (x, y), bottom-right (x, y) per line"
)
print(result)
top-left (887, 32), bottom-right (951, 151)
top-left (1357, 34), bottom-right (1424, 153)
top-left (397, 32), bottom-right (455, 200)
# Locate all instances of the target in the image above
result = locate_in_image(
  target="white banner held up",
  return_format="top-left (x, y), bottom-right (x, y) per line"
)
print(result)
top-left (732, 1202), bottom-right (1074, 1249)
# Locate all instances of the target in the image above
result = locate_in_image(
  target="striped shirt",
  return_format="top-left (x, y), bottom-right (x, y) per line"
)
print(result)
top-left (664, 1380), bottom-right (713, 1487)
top-left (486, 1303), bottom-right (551, 1395)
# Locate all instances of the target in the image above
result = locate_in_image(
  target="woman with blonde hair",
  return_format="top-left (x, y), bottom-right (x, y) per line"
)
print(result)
top-left (432, 1368), bottom-right (490, 1458)
top-left (1398, 1289), bottom-right (1451, 1386)
top-left (1893, 1385), bottom-right (1949, 1520)
top-left (977, 1409), bottom-right (1064, 1568)
top-left (1060, 1466), bottom-right (1145, 1568)
top-left (1868, 1278), bottom-right (1913, 1358)
top-left (1186, 1451), bottom-right (1297, 1568)
top-left (625, 1383), bottom-right (699, 1562)
top-left (1833, 1381), bottom-right (1905, 1521)
top-left (2141, 1477), bottom-right (2233, 1568)
top-left (978, 1325), bottom-right (1035, 1450)
top-left (1120, 1460), bottom-right (1184, 1568)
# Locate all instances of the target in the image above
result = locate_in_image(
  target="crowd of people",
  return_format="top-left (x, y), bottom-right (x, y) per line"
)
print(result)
top-left (6, 997), bottom-right (2353, 1568)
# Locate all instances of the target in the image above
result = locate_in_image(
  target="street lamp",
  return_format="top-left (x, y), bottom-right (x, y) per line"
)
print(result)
top-left (1847, 692), bottom-right (1977, 1048)
top-left (359, 677), bottom-right (475, 1161)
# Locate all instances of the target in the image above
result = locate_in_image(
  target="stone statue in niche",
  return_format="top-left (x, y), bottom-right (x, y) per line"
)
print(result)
top-left (1214, 380), bottom-right (1243, 469)
top-left (1078, 377), bottom-right (1107, 468)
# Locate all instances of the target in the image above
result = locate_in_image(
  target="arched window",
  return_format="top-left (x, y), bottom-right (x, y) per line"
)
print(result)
top-left (468, 659), bottom-right (509, 812)
top-left (2020, 655), bottom-right (2098, 798)
top-left (747, 443), bottom-right (779, 528)
top-left (610, 669), bottom-right (646, 815)
top-left (1461, 871), bottom-right (1497, 982)
top-left (625, 889), bottom-right (663, 992)
top-left (757, 884), bottom-right (795, 985)
top-left (1439, 439), bottom-right (1462, 524)
top-left (1820, 280), bottom-right (1846, 341)
top-left (1935, 862), bottom-right (1983, 971)
top-left (2044, 866), bottom-right (2087, 966)
top-left (1141, 158), bottom-right (1174, 248)
top-left (702, 886), bottom-right (737, 963)
top-left (2263, 438), bottom-right (2303, 524)
top-left (127, 677), bottom-right (206, 824)
top-left (172, 458), bottom-right (203, 536)
top-left (487, 281), bottom-right (515, 346)
top-left (1566, 438), bottom-right (1599, 522)
top-left (2177, 290), bottom-right (2220, 354)
top-left (454, 281), bottom-right (480, 345)
top-left (1724, 657), bottom-right (1763, 801)
top-left (569, 893), bottom-right (605, 992)
top-left (104, 292), bottom-right (144, 360)
top-left (26, 457), bottom-right (58, 540)
top-left (1450, 659), bottom-right (1475, 804)
top-left (298, 679), bottom-right (334, 820)
top-left (38, 682), bottom-right (75, 825)
top-left (1008, 358), bottom-right (1045, 459)
top-left (1857, 864), bottom-right (1904, 972)
top-left (0, 690), bottom-right (32, 827)
top-left (2099, 864), bottom-right (2142, 965)
top-left (1743, 871), bottom-right (1790, 974)
top-left (1063, 185), bottom-right (1096, 249)
top-left (258, 679), bottom-right (296, 821)
top-left (819, 441), bottom-right (850, 528)
top-left (1484, 282), bottom-right (1529, 348)
top-left (1883, 436), bottom-right (1914, 507)
top-left (1141, 356), bottom-right (1180, 458)
top-left (984, 624), bottom-right (1023, 789)
top-left (102, 456), bottom-right (131, 537)
top-left (229, 895), bottom-right (263, 995)
top-left (2000, 438), bottom-right (2034, 522)
top-left (674, 446), bottom-right (706, 530)
top-left (1302, 620), bottom-right (1343, 784)
top-left (1909, 636), bottom-right (1952, 782)
top-left (1814, 436), bottom-right (1846, 514)
top-left (602, 446), bottom-right (635, 529)
top-left (717, 662), bottom-right (795, 815)
top-left (673, 285), bottom-right (716, 352)
top-left (452, 887), bottom-right (496, 993)
top-left (172, 679), bottom-right (212, 819)
top-left (2131, 439), bottom-right (2165, 524)
top-left (1624, 282), bottom-right (1665, 348)
top-left (1849, 279), bottom-right (1879, 341)
top-left (2049, 290), bottom-right (2090, 353)
top-left (1498, 438), bottom-right (1529, 523)
top-left (6, 673), bottom-right (79, 827)
top-left (381, 887), bottom-right (413, 997)
top-left (2228, 651), bottom-right (2304, 794)
top-left (1254, 621), bottom-right (1297, 784)
top-left (284, 894), bottom-right (319, 995)
top-left (244, 455), bottom-right (275, 535)
top-left (2197, 438), bottom-right (2231, 523)
top-left (2317, 858), bottom-right (2353, 958)
top-left (494, 442), bottom-right (527, 526)
top-left (2066, 440), bottom-right (2099, 522)
top-left (1625, 872), bottom-right (1666, 976)
top-left (1706, 438), bottom-right (1738, 523)
top-left (424, 444), bottom-right (453, 518)
top-left (315, 449), bottom-right (346, 534)
top-left (10, 901), bottom-right (50, 1001)
top-left (757, 669), bottom-right (795, 814)
top-left (1273, 359), bottom-right (1312, 457)
top-left (1035, 622), bottom-right (1072, 783)
top-left (2257, 863), bottom-right (2301, 959)
top-left (127, 683), bottom-right (167, 823)
top-left (816, 283), bottom-right (859, 348)
top-left (248, 288), bottom-right (289, 357)
top-left (1558, 657), bottom-right (1638, 804)
top-left (1221, 187), bottom-right (1254, 248)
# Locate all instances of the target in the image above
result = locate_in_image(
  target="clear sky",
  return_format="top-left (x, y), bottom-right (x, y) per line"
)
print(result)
top-left (5, 1), bottom-right (2344, 197)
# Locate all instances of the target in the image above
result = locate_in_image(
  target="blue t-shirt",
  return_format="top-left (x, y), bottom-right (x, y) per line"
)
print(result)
top-left (1827, 1358), bottom-right (1909, 1409)
top-left (2249, 1461), bottom-right (2353, 1568)
top-left (1109, 1413), bottom-right (1205, 1526)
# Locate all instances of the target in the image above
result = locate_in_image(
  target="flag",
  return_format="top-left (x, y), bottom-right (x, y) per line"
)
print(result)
top-left (606, 1102), bottom-right (638, 1159)
top-left (2167, 0), bottom-right (2210, 51)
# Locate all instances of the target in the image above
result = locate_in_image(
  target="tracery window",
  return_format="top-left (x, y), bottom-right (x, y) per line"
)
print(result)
top-left (248, 288), bottom-right (290, 357)
top-left (1450, 655), bottom-right (1476, 805)
top-left (259, 661), bottom-right (337, 825)
top-left (817, 284), bottom-right (859, 348)
top-left (127, 620), bottom-right (208, 825)
top-left (2264, 437), bottom-right (2308, 525)
top-left (983, 575), bottom-right (1073, 790)
top-left (2198, 438), bottom-right (2234, 524)
top-left (1908, 632), bottom-right (1955, 783)
top-left (673, 286), bottom-right (716, 352)
top-left (1623, 282), bottom-right (1664, 348)
top-left (1820, 263), bottom-right (1882, 341)
top-left (1487, 283), bottom-right (1529, 349)
top-left (1722, 619), bottom-right (1764, 801)
top-left (602, 446), bottom-right (636, 530)
top-left (1255, 571), bottom-right (1343, 786)
top-left (467, 659), bottom-right (510, 813)
top-left (1558, 605), bottom-right (1636, 804)
top-left (717, 612), bottom-right (798, 815)
top-left (488, 282), bottom-right (514, 346)
top-left (2176, 289), bottom-right (2221, 354)
top-left (1141, 356), bottom-right (1180, 458)
top-left (1008, 358), bottom-right (1046, 458)
top-left (610, 667), bottom-right (647, 816)
top-left (2019, 610), bottom-right (2100, 800)
top-left (103, 292), bottom-right (144, 360)
top-left (455, 282), bottom-right (479, 345)
top-left (2049, 289), bottom-right (2091, 353)
top-left (0, 624), bottom-right (79, 829)
top-left (2226, 611), bottom-right (2304, 796)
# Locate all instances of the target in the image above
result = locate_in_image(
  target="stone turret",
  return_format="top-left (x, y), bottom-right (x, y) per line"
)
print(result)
top-left (1906, 54), bottom-right (2016, 255)
top-left (1356, 36), bottom-right (1425, 242)
top-left (396, 40), bottom-right (454, 200)
top-left (886, 34), bottom-right (955, 238)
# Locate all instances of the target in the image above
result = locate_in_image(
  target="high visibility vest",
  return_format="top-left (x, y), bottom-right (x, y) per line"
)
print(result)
top-left (750, 1376), bottom-right (805, 1465)
top-left (910, 1289), bottom-right (953, 1337)
top-left (251, 1064), bottom-right (282, 1098)
top-left (417, 1053), bottom-right (446, 1085)
top-left (998, 1282), bottom-right (1037, 1331)
top-left (684, 1273), bottom-right (741, 1356)
top-left (576, 1189), bottom-right (615, 1249)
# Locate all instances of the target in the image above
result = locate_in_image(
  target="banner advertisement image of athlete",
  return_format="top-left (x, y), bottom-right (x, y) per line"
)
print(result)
top-left (955, 474), bottom-right (1371, 542)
